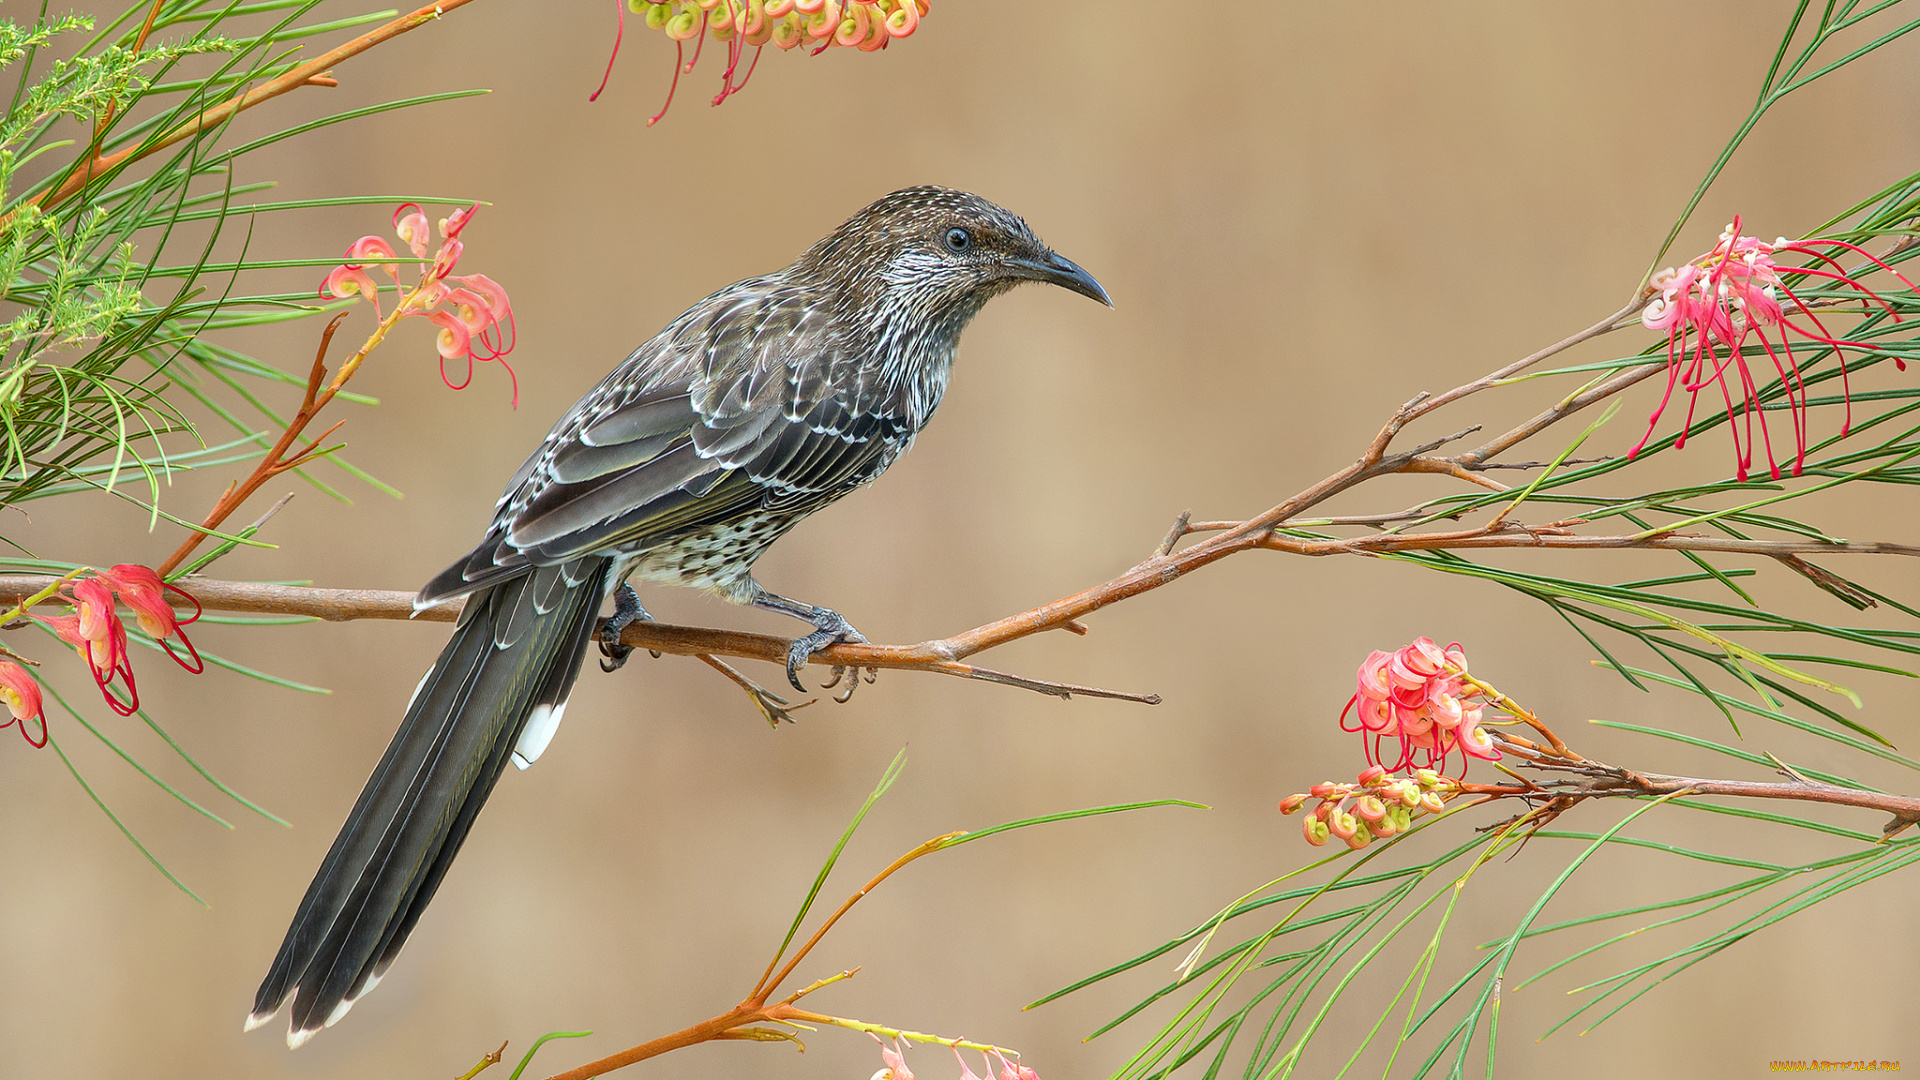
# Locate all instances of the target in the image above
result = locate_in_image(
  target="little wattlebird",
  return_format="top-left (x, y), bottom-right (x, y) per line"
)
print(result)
top-left (246, 187), bottom-right (1109, 1047)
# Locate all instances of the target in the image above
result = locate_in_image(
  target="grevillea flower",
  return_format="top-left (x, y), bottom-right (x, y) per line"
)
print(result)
top-left (1281, 767), bottom-right (1455, 850)
top-left (0, 661), bottom-right (46, 748)
top-left (33, 566), bottom-right (204, 716)
top-left (43, 577), bottom-right (138, 715)
top-left (1339, 638), bottom-right (1499, 776)
top-left (320, 204), bottom-right (520, 406)
top-left (1634, 218), bottom-right (1917, 481)
top-left (593, 0), bottom-right (931, 124)
top-left (101, 564), bottom-right (204, 675)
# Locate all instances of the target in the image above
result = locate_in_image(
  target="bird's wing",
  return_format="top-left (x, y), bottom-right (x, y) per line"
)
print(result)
top-left (416, 282), bottom-right (910, 606)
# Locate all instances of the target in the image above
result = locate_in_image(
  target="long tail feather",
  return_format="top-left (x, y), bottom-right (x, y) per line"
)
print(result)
top-left (248, 558), bottom-right (609, 1047)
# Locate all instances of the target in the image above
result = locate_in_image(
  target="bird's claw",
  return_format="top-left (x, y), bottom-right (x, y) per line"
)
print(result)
top-left (597, 583), bottom-right (654, 673)
top-left (819, 664), bottom-right (880, 703)
top-left (784, 610), bottom-right (866, 693)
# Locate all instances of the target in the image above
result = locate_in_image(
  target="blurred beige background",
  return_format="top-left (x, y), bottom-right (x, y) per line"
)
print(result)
top-left (5, 2), bottom-right (1920, 1077)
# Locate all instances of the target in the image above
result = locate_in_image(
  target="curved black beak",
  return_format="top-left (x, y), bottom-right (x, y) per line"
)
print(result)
top-left (1008, 250), bottom-right (1113, 307)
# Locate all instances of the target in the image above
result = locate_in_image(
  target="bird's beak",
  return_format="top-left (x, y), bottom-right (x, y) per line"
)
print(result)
top-left (1007, 250), bottom-right (1113, 307)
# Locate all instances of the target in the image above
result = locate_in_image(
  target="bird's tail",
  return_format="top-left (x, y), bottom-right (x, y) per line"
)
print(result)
top-left (248, 557), bottom-right (610, 1048)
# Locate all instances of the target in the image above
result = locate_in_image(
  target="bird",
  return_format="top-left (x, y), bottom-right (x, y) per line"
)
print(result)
top-left (245, 186), bottom-right (1110, 1048)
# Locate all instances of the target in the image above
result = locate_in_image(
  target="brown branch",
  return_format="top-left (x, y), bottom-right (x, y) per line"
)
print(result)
top-left (1405, 296), bottom-right (1649, 429)
top-left (1477, 734), bottom-right (1920, 835)
top-left (0, 575), bottom-right (1159, 704)
top-left (155, 314), bottom-right (352, 576)
top-left (6, 0), bottom-right (480, 228)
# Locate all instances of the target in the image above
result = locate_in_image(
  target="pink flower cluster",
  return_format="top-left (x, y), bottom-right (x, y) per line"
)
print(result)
top-left (32, 565), bottom-right (202, 719)
top-left (1280, 765), bottom-right (1453, 849)
top-left (322, 203), bottom-right (519, 406)
top-left (1633, 218), bottom-right (1916, 481)
top-left (596, 1), bottom-right (930, 122)
top-left (871, 1036), bottom-right (1039, 1080)
top-left (1339, 638), bottom-right (1499, 775)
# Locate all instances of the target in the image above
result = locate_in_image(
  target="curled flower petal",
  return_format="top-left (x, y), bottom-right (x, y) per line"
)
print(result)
top-left (1459, 712), bottom-right (1501, 761)
top-left (431, 237), bottom-right (466, 282)
top-left (1327, 809), bottom-right (1359, 841)
top-left (1402, 638), bottom-right (1447, 677)
top-left (394, 203), bottom-right (432, 259)
top-left (427, 310), bottom-right (472, 362)
top-left (345, 235), bottom-right (399, 269)
top-left (103, 564), bottom-right (173, 638)
top-left (1303, 814), bottom-right (1330, 846)
top-left (0, 661), bottom-right (46, 748)
top-left (322, 265), bottom-right (383, 317)
top-left (883, 0), bottom-right (918, 36)
top-left (439, 204), bottom-right (478, 240)
top-left (72, 577), bottom-right (115, 644)
top-left (1355, 649), bottom-right (1392, 701)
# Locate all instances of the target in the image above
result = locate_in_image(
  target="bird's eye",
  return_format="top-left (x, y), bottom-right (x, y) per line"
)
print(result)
top-left (943, 227), bottom-right (972, 253)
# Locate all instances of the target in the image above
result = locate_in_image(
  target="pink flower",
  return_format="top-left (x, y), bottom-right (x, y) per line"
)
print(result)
top-left (394, 203), bottom-right (432, 259)
top-left (438, 205), bottom-right (476, 240)
top-left (344, 235), bottom-right (400, 275)
top-left (72, 577), bottom-right (115, 644)
top-left (33, 567), bottom-right (207, 717)
top-left (322, 265), bottom-right (382, 316)
top-left (322, 205), bottom-right (520, 406)
top-left (1339, 639), bottom-right (1498, 776)
top-left (427, 310), bottom-right (472, 363)
top-left (100, 564), bottom-right (204, 674)
top-left (45, 607), bottom-right (137, 716)
top-left (1634, 218), bottom-right (1916, 480)
top-left (0, 662), bottom-right (46, 748)
top-left (1355, 650), bottom-right (1392, 701)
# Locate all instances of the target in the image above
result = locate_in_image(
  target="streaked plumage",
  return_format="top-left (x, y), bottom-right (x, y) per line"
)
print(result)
top-left (247, 187), bottom-right (1109, 1047)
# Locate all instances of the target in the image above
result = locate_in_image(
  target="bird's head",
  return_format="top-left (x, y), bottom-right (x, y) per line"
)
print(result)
top-left (795, 187), bottom-right (1111, 325)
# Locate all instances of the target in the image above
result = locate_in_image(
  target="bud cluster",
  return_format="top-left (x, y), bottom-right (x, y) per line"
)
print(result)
top-left (1281, 765), bottom-right (1456, 849)
top-left (636, 0), bottom-right (926, 52)
top-left (322, 203), bottom-right (519, 405)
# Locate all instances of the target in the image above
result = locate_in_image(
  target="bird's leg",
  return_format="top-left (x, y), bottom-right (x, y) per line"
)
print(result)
top-left (750, 587), bottom-right (868, 692)
top-left (598, 583), bottom-right (656, 672)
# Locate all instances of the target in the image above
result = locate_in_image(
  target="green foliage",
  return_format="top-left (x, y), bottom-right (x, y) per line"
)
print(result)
top-left (1059, 2), bottom-right (1920, 1076)
top-left (0, 1), bottom-right (469, 895)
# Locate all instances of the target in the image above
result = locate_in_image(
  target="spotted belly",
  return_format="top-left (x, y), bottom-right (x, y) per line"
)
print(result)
top-left (623, 511), bottom-right (795, 603)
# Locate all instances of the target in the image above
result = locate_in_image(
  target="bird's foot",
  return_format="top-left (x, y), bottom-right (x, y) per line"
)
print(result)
top-left (598, 584), bottom-right (656, 672)
top-left (783, 609), bottom-right (867, 693)
top-left (748, 589), bottom-right (870, 692)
